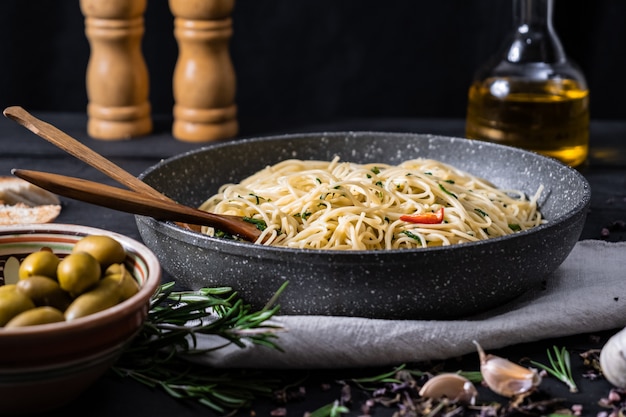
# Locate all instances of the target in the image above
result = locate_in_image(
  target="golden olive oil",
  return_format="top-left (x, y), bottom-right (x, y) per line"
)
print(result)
top-left (465, 77), bottom-right (589, 167)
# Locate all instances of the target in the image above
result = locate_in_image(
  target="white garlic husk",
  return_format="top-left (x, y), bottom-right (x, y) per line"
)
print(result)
top-left (419, 373), bottom-right (478, 405)
top-left (473, 340), bottom-right (541, 397)
top-left (600, 327), bottom-right (626, 388)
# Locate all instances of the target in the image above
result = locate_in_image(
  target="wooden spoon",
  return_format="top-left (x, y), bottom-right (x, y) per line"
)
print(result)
top-left (3, 106), bottom-right (171, 201)
top-left (3, 106), bottom-right (262, 242)
top-left (12, 169), bottom-right (263, 243)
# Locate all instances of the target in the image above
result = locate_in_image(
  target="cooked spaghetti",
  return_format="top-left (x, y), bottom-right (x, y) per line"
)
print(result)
top-left (199, 157), bottom-right (544, 250)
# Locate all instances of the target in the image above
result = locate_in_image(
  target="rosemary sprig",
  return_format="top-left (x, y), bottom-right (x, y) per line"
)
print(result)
top-left (350, 364), bottom-right (406, 387)
top-left (111, 281), bottom-right (288, 412)
top-left (112, 363), bottom-right (281, 413)
top-left (307, 400), bottom-right (350, 417)
top-left (128, 281), bottom-right (285, 356)
top-left (530, 346), bottom-right (578, 393)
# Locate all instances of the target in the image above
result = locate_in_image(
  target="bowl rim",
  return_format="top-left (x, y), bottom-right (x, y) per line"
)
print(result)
top-left (138, 131), bottom-right (591, 256)
top-left (0, 223), bottom-right (161, 337)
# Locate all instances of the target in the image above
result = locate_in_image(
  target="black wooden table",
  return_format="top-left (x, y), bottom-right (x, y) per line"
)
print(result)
top-left (1, 113), bottom-right (625, 416)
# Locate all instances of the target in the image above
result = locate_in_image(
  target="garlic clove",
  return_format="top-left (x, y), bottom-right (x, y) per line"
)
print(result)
top-left (419, 373), bottom-right (478, 405)
top-left (600, 327), bottom-right (626, 388)
top-left (473, 340), bottom-right (541, 398)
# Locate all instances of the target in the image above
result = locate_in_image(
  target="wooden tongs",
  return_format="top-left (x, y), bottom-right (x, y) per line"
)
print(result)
top-left (3, 106), bottom-right (263, 243)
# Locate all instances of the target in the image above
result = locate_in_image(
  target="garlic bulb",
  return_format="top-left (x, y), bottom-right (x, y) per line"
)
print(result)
top-left (600, 327), bottom-right (626, 388)
top-left (419, 373), bottom-right (478, 405)
top-left (474, 340), bottom-right (541, 397)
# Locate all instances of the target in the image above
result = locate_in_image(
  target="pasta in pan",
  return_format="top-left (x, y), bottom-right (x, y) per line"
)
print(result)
top-left (199, 157), bottom-right (544, 250)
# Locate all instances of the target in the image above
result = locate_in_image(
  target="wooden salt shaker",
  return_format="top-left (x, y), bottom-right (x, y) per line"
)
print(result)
top-left (80, 0), bottom-right (152, 140)
top-left (169, 0), bottom-right (238, 142)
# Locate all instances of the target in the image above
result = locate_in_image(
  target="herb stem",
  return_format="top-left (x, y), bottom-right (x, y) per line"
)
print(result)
top-left (530, 346), bottom-right (578, 393)
top-left (111, 281), bottom-right (286, 412)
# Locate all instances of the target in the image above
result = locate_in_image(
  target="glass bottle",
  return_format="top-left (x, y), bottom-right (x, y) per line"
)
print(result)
top-left (465, 0), bottom-right (589, 167)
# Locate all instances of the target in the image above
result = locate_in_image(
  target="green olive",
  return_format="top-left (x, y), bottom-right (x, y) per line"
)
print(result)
top-left (5, 306), bottom-right (65, 328)
top-left (0, 286), bottom-right (36, 326)
top-left (16, 276), bottom-right (72, 311)
top-left (0, 284), bottom-right (17, 295)
top-left (104, 264), bottom-right (139, 301)
top-left (103, 263), bottom-right (124, 277)
top-left (57, 252), bottom-right (101, 297)
top-left (18, 250), bottom-right (60, 280)
top-left (64, 278), bottom-right (123, 321)
top-left (72, 235), bottom-right (126, 268)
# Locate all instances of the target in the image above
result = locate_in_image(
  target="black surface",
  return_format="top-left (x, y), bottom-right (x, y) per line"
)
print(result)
top-left (1, 113), bottom-right (626, 416)
top-left (1, 0), bottom-right (626, 132)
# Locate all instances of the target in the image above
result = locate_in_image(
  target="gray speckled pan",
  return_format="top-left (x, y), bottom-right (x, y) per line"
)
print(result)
top-left (136, 132), bottom-right (590, 320)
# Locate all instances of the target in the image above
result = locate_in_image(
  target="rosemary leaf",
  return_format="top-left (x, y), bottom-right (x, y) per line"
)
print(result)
top-left (530, 346), bottom-right (578, 393)
top-left (111, 281), bottom-right (287, 412)
top-left (350, 364), bottom-right (405, 385)
top-left (308, 400), bottom-right (350, 417)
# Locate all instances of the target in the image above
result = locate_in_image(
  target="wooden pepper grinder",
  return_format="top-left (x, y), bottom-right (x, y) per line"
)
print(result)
top-left (169, 0), bottom-right (238, 142)
top-left (80, 0), bottom-right (152, 140)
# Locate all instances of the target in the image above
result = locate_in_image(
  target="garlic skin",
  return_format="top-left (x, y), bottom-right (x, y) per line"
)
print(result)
top-left (474, 340), bottom-right (541, 397)
top-left (419, 373), bottom-right (478, 405)
top-left (600, 327), bottom-right (626, 388)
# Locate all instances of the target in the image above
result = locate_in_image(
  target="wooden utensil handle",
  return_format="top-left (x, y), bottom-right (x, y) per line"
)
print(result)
top-left (11, 168), bottom-right (262, 242)
top-left (3, 106), bottom-right (171, 202)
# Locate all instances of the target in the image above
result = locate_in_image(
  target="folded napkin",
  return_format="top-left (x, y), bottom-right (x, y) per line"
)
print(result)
top-left (191, 240), bottom-right (626, 369)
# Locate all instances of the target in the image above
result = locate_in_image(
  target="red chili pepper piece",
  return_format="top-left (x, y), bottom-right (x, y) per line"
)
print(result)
top-left (400, 207), bottom-right (444, 224)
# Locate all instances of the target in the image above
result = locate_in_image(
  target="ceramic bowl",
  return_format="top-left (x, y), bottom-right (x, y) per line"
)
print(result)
top-left (0, 224), bottom-right (161, 415)
top-left (136, 132), bottom-right (590, 320)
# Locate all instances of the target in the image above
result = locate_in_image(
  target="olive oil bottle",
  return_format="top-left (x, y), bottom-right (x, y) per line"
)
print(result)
top-left (465, 0), bottom-right (589, 167)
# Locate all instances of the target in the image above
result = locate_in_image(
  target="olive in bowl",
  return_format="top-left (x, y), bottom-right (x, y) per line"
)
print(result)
top-left (0, 224), bottom-right (161, 414)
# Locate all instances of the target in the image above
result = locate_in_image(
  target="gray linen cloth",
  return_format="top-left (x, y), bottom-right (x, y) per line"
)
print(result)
top-left (190, 240), bottom-right (626, 369)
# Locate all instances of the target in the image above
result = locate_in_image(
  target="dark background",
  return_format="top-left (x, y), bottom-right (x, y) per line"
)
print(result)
top-left (0, 0), bottom-right (624, 136)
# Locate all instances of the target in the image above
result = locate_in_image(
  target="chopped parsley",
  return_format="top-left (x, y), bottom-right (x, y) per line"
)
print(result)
top-left (243, 217), bottom-right (267, 231)
top-left (214, 229), bottom-right (234, 239)
top-left (438, 183), bottom-right (457, 199)
top-left (474, 208), bottom-right (488, 217)
top-left (248, 193), bottom-right (263, 204)
top-left (402, 230), bottom-right (423, 245)
top-left (509, 223), bottom-right (522, 232)
top-left (294, 211), bottom-right (312, 220)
